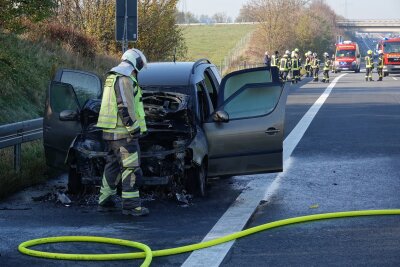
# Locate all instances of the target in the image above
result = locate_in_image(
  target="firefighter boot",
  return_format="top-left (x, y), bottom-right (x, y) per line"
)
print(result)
top-left (98, 195), bottom-right (120, 212)
top-left (122, 206), bottom-right (150, 217)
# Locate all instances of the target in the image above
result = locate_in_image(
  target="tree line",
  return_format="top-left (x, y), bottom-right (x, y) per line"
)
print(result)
top-left (239, 0), bottom-right (343, 58)
top-left (176, 11), bottom-right (234, 24)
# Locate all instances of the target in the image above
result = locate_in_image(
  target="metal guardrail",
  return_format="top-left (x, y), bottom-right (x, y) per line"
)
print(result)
top-left (0, 118), bottom-right (43, 172)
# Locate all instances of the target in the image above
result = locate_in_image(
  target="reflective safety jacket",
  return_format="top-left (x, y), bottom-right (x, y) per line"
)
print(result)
top-left (311, 58), bottom-right (320, 69)
top-left (97, 73), bottom-right (147, 140)
top-left (291, 58), bottom-right (300, 70)
top-left (279, 57), bottom-right (290, 71)
top-left (378, 56), bottom-right (384, 69)
top-left (271, 55), bottom-right (279, 67)
top-left (365, 56), bottom-right (374, 69)
top-left (323, 59), bottom-right (332, 71)
top-left (305, 57), bottom-right (311, 66)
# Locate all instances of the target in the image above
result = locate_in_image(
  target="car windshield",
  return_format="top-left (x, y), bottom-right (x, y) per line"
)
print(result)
top-left (336, 49), bottom-right (355, 57)
top-left (383, 42), bottom-right (400, 53)
top-left (141, 85), bottom-right (191, 95)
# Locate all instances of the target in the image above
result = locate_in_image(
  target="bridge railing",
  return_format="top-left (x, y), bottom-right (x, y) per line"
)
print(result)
top-left (0, 118), bottom-right (43, 172)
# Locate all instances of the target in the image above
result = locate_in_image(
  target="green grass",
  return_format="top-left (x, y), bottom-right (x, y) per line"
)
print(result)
top-left (181, 24), bottom-right (256, 66)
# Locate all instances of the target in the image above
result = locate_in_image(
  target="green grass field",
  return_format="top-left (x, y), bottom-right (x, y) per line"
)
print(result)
top-left (181, 24), bottom-right (256, 66)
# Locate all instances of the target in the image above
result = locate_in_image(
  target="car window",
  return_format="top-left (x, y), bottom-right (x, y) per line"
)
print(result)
top-left (223, 70), bottom-right (272, 101)
top-left (196, 83), bottom-right (210, 122)
top-left (210, 66), bottom-right (222, 84)
top-left (204, 71), bottom-right (218, 109)
top-left (50, 82), bottom-right (79, 113)
top-left (60, 71), bottom-right (101, 106)
top-left (336, 49), bottom-right (356, 57)
top-left (222, 83), bottom-right (281, 120)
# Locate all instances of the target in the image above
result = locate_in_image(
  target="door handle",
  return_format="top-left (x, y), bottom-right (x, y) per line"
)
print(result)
top-left (265, 128), bottom-right (280, 135)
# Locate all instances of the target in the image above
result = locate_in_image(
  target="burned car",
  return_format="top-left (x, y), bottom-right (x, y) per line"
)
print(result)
top-left (43, 59), bottom-right (288, 197)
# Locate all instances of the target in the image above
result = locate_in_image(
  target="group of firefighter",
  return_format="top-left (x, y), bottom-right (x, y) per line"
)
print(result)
top-left (265, 48), bottom-right (385, 83)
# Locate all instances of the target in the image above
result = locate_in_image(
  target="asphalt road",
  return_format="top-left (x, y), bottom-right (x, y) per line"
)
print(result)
top-left (1, 71), bottom-right (400, 266)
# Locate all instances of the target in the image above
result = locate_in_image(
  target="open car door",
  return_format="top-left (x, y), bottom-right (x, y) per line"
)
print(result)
top-left (203, 67), bottom-right (288, 177)
top-left (43, 69), bottom-right (102, 169)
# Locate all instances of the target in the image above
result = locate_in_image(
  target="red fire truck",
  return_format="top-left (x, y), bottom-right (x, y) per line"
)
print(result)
top-left (333, 41), bottom-right (361, 73)
top-left (376, 37), bottom-right (400, 76)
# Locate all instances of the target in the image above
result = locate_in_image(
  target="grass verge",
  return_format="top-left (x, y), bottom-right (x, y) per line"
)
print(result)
top-left (0, 140), bottom-right (58, 200)
top-left (0, 30), bottom-right (117, 200)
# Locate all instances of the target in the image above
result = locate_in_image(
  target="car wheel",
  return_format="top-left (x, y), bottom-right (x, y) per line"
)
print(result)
top-left (186, 162), bottom-right (207, 197)
top-left (68, 166), bottom-right (83, 194)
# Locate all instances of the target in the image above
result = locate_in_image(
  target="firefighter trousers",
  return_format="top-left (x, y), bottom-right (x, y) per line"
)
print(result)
top-left (98, 138), bottom-right (143, 210)
top-left (322, 70), bottom-right (330, 82)
top-left (377, 67), bottom-right (383, 80)
top-left (365, 67), bottom-right (373, 81)
top-left (312, 67), bottom-right (319, 81)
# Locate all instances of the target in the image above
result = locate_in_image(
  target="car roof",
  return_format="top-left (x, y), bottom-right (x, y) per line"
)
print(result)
top-left (138, 61), bottom-right (212, 87)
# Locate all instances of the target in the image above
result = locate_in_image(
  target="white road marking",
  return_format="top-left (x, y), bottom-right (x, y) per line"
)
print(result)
top-left (181, 73), bottom-right (347, 267)
top-left (393, 77), bottom-right (398, 81)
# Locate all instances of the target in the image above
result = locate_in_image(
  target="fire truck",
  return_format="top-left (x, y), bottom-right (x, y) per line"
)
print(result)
top-left (376, 37), bottom-right (400, 76)
top-left (333, 41), bottom-right (361, 73)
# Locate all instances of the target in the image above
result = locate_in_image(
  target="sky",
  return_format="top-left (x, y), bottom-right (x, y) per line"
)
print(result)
top-left (178, 0), bottom-right (400, 20)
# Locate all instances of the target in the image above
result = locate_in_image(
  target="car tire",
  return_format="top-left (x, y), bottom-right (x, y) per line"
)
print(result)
top-left (68, 166), bottom-right (83, 194)
top-left (186, 162), bottom-right (207, 197)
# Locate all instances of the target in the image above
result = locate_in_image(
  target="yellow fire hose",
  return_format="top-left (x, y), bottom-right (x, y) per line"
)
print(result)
top-left (19, 209), bottom-right (400, 267)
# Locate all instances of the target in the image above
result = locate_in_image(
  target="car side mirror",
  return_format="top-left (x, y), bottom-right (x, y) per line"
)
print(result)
top-left (213, 110), bottom-right (229, 123)
top-left (59, 110), bottom-right (79, 121)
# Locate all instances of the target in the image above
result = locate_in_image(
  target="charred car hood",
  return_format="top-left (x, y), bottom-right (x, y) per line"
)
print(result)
top-left (142, 91), bottom-right (193, 133)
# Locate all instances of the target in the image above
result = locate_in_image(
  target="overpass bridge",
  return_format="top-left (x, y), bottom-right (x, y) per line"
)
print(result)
top-left (336, 20), bottom-right (400, 32)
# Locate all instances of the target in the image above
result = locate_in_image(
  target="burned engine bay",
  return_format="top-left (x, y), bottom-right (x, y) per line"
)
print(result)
top-left (139, 90), bottom-right (196, 191)
top-left (68, 89), bottom-right (200, 203)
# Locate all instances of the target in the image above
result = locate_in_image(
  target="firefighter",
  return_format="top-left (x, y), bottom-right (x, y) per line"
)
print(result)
top-left (311, 52), bottom-right (320, 82)
top-left (271, 51), bottom-right (280, 69)
top-left (321, 52), bottom-right (332, 83)
top-left (279, 52), bottom-right (291, 82)
top-left (304, 51), bottom-right (312, 77)
top-left (365, 50), bottom-right (374, 82)
top-left (96, 48), bottom-right (149, 217)
top-left (377, 50), bottom-right (384, 81)
top-left (291, 50), bottom-right (300, 83)
top-left (264, 51), bottom-right (271, 67)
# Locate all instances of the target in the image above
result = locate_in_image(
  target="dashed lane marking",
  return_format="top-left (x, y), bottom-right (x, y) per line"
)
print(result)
top-left (181, 73), bottom-right (348, 267)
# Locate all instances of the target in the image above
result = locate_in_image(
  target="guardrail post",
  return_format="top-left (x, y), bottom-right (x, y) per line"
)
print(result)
top-left (14, 143), bottom-right (21, 172)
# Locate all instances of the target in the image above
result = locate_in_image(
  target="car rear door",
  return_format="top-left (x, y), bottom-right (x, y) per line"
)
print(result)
top-left (203, 67), bottom-right (288, 177)
top-left (43, 69), bottom-right (102, 169)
